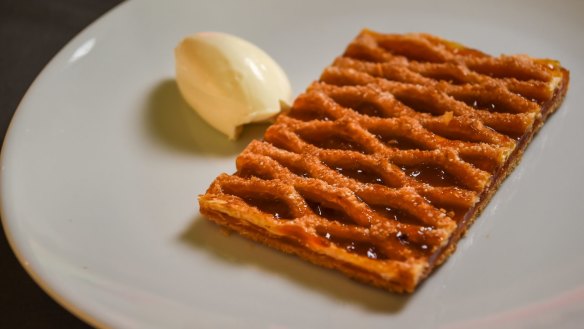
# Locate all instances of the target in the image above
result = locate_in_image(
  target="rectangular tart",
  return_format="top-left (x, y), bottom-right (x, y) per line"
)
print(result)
top-left (199, 30), bottom-right (570, 293)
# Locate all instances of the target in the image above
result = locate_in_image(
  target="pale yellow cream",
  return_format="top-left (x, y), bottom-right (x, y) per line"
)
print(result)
top-left (175, 32), bottom-right (291, 140)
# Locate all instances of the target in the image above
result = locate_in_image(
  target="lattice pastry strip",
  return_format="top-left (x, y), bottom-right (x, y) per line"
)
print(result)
top-left (205, 145), bottom-right (456, 285)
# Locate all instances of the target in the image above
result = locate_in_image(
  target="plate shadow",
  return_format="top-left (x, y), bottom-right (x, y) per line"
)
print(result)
top-left (144, 79), bottom-right (269, 156)
top-left (180, 216), bottom-right (410, 313)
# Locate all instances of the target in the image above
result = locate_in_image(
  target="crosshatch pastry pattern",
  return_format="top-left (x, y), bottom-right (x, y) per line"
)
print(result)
top-left (199, 30), bottom-right (569, 293)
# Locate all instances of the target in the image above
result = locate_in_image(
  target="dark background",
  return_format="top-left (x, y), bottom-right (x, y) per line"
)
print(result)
top-left (0, 1), bottom-right (124, 327)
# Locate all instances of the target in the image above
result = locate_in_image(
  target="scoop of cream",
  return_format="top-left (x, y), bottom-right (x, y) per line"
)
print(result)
top-left (175, 32), bottom-right (292, 140)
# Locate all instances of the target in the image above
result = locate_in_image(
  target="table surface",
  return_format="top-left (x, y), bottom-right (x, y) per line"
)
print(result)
top-left (0, 1), bottom-right (123, 328)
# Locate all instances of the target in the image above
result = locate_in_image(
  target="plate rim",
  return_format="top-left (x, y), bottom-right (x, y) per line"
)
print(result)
top-left (1, 0), bottom-right (583, 328)
top-left (0, 1), bottom-right (130, 328)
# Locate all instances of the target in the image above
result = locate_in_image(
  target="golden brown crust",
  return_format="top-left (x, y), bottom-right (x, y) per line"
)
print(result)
top-left (198, 30), bottom-right (570, 293)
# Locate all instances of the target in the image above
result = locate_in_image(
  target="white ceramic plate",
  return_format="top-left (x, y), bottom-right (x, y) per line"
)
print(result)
top-left (2, 0), bottom-right (584, 328)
